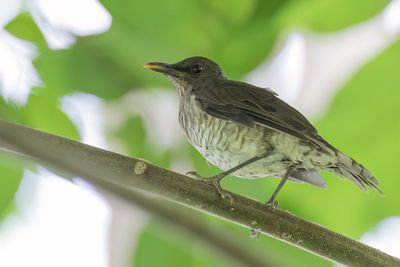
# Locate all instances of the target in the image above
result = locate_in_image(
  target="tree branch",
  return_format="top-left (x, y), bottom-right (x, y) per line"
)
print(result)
top-left (0, 119), bottom-right (398, 267)
top-left (0, 121), bottom-right (274, 267)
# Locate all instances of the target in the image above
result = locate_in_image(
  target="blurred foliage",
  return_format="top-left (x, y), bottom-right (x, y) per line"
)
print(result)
top-left (1, 0), bottom-right (398, 266)
top-left (134, 220), bottom-right (232, 267)
top-left (0, 151), bottom-right (23, 219)
top-left (115, 117), bottom-right (171, 168)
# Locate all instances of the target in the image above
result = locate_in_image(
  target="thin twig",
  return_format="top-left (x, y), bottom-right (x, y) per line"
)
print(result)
top-left (0, 119), bottom-right (399, 267)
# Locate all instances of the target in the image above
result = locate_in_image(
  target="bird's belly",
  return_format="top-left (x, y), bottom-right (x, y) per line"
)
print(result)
top-left (192, 128), bottom-right (290, 178)
top-left (180, 105), bottom-right (286, 178)
top-left (192, 128), bottom-right (335, 179)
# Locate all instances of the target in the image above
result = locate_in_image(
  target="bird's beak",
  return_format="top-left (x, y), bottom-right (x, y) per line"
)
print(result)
top-left (144, 62), bottom-right (182, 78)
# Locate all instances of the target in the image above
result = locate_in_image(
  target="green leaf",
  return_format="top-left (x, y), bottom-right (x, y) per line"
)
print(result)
top-left (5, 12), bottom-right (47, 50)
top-left (277, 0), bottom-right (389, 32)
top-left (134, 221), bottom-right (194, 267)
top-left (0, 151), bottom-right (23, 219)
top-left (24, 88), bottom-right (79, 140)
top-left (134, 219), bottom-right (233, 267)
top-left (201, 0), bottom-right (257, 26)
top-left (115, 116), bottom-right (170, 168)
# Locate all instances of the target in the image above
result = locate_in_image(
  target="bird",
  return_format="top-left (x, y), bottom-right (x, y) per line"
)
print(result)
top-left (144, 56), bottom-right (381, 206)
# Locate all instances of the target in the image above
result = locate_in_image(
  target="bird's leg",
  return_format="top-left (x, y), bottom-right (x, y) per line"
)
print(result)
top-left (186, 153), bottom-right (269, 203)
top-left (266, 165), bottom-right (295, 208)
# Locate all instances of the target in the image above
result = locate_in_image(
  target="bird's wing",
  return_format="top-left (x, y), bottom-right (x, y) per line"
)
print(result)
top-left (193, 79), bottom-right (324, 147)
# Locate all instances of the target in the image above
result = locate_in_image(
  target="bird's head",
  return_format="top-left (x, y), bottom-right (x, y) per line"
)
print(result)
top-left (144, 56), bottom-right (223, 94)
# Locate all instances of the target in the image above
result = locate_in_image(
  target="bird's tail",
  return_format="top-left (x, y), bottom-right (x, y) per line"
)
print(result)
top-left (333, 150), bottom-right (382, 194)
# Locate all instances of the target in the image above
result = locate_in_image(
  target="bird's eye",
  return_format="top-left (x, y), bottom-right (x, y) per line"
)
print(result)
top-left (191, 64), bottom-right (203, 74)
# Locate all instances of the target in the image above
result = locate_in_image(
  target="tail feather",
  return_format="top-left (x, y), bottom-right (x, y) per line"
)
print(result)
top-left (334, 151), bottom-right (382, 194)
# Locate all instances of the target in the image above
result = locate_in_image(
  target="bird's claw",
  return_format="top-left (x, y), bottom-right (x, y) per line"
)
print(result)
top-left (266, 199), bottom-right (279, 209)
top-left (185, 171), bottom-right (233, 204)
top-left (250, 228), bottom-right (260, 239)
top-left (209, 177), bottom-right (234, 205)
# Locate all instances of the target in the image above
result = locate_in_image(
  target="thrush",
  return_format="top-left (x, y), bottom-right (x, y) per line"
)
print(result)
top-left (145, 56), bottom-right (381, 205)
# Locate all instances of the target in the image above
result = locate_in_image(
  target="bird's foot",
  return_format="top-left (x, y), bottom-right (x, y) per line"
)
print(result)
top-left (185, 171), bottom-right (233, 204)
top-left (208, 176), bottom-right (234, 204)
top-left (266, 198), bottom-right (279, 209)
top-left (250, 228), bottom-right (261, 239)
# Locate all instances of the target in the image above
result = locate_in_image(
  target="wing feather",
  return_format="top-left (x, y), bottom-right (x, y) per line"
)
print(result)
top-left (193, 79), bottom-right (323, 147)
